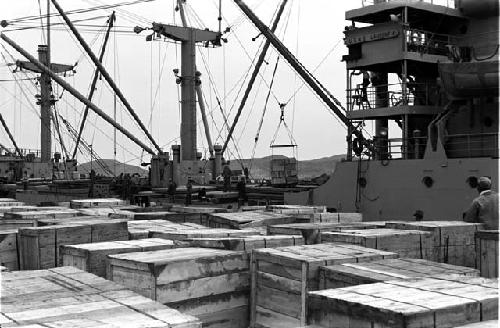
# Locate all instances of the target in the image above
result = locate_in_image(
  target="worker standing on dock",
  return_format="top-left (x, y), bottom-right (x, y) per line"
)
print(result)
top-left (223, 163), bottom-right (232, 192)
top-left (185, 179), bottom-right (193, 206)
top-left (167, 179), bottom-right (177, 203)
top-left (237, 176), bottom-right (247, 208)
top-left (464, 177), bottom-right (499, 230)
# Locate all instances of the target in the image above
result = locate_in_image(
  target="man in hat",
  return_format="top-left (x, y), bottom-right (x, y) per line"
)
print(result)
top-left (464, 177), bottom-right (499, 230)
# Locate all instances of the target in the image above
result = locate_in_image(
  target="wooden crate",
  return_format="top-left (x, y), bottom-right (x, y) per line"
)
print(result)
top-left (308, 212), bottom-right (363, 224)
top-left (0, 218), bottom-right (35, 230)
top-left (0, 266), bottom-right (200, 327)
top-left (267, 205), bottom-right (326, 215)
top-left (0, 229), bottom-right (18, 270)
top-left (170, 205), bottom-right (227, 214)
top-left (475, 230), bottom-right (499, 278)
top-left (207, 212), bottom-right (295, 229)
top-left (150, 228), bottom-right (259, 241)
top-left (18, 220), bottom-right (128, 269)
top-left (62, 238), bottom-right (177, 278)
top-left (108, 248), bottom-right (250, 328)
top-left (251, 243), bottom-right (398, 328)
top-left (319, 258), bottom-right (479, 289)
top-left (80, 207), bottom-right (135, 219)
top-left (70, 198), bottom-right (126, 209)
top-left (308, 276), bottom-right (498, 328)
top-left (267, 222), bottom-right (380, 244)
top-left (386, 221), bottom-right (484, 267)
top-left (453, 320), bottom-right (498, 328)
top-left (127, 219), bottom-right (208, 239)
top-left (187, 235), bottom-right (304, 251)
top-left (4, 209), bottom-right (80, 220)
top-left (321, 229), bottom-right (434, 259)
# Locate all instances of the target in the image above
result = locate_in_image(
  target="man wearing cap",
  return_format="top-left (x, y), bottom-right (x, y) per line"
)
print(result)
top-left (464, 177), bottom-right (499, 230)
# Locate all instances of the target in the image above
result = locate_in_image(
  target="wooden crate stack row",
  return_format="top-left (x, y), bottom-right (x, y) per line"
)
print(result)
top-left (267, 205), bottom-right (326, 215)
top-left (0, 198), bottom-right (24, 207)
top-left (150, 227), bottom-right (260, 241)
top-left (108, 248), bottom-right (250, 328)
top-left (0, 209), bottom-right (80, 229)
top-left (18, 219), bottom-right (128, 270)
top-left (61, 238), bottom-right (177, 278)
top-left (127, 219), bottom-right (208, 239)
top-left (267, 222), bottom-right (381, 244)
top-left (70, 198), bottom-right (127, 209)
top-left (206, 211), bottom-right (296, 229)
top-left (0, 229), bottom-right (18, 270)
top-left (0, 266), bottom-right (201, 327)
top-left (475, 230), bottom-right (498, 278)
top-left (187, 235), bottom-right (304, 251)
top-left (170, 205), bottom-right (228, 214)
top-left (308, 276), bottom-right (498, 328)
top-left (454, 320), bottom-right (498, 328)
top-left (307, 212), bottom-right (363, 224)
top-left (79, 207), bottom-right (136, 219)
top-left (386, 221), bottom-right (484, 267)
top-left (321, 228), bottom-right (434, 259)
top-left (250, 243), bottom-right (398, 328)
top-left (319, 258), bottom-right (479, 289)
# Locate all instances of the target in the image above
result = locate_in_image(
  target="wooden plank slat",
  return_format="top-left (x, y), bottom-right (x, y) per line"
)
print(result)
top-left (0, 267), bottom-right (201, 327)
top-left (251, 243), bottom-right (398, 328)
top-left (108, 247), bottom-right (250, 327)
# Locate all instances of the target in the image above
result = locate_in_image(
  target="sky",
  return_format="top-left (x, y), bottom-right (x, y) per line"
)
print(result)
top-left (0, 0), bottom-right (360, 166)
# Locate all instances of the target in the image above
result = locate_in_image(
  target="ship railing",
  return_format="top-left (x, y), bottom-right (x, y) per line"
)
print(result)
top-left (445, 132), bottom-right (499, 158)
top-left (370, 136), bottom-right (427, 160)
top-left (0, 148), bottom-right (41, 158)
top-left (404, 28), bottom-right (454, 56)
top-left (347, 82), bottom-right (439, 111)
top-left (361, 0), bottom-right (456, 9)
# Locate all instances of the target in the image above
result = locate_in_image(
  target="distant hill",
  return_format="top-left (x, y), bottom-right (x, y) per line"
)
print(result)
top-left (77, 155), bottom-right (345, 179)
top-left (228, 154), bottom-right (345, 179)
top-left (78, 159), bottom-right (148, 177)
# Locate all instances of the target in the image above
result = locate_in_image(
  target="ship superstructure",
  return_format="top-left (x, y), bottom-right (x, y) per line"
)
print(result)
top-left (286, 0), bottom-right (499, 221)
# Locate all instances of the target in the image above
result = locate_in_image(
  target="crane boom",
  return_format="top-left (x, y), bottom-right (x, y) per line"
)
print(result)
top-left (0, 33), bottom-right (156, 155)
top-left (51, 0), bottom-right (161, 153)
top-left (73, 12), bottom-right (115, 160)
top-left (232, 0), bottom-right (367, 144)
top-left (222, 0), bottom-right (288, 154)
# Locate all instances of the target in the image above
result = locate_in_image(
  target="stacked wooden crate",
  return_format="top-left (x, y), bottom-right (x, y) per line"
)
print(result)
top-left (454, 321), bottom-right (499, 328)
top-left (150, 227), bottom-right (259, 241)
top-left (61, 238), bottom-right (177, 278)
top-left (267, 204), bottom-right (326, 215)
top-left (79, 207), bottom-right (135, 219)
top-left (386, 221), bottom-right (484, 267)
top-left (307, 212), bottom-right (362, 224)
top-left (108, 248), bottom-right (249, 328)
top-left (321, 228), bottom-right (434, 259)
top-left (18, 219), bottom-right (128, 269)
top-left (475, 230), bottom-right (498, 278)
top-left (127, 219), bottom-right (208, 239)
top-left (270, 157), bottom-right (298, 186)
top-left (319, 258), bottom-right (479, 289)
top-left (0, 208), bottom-right (80, 228)
top-left (70, 198), bottom-right (126, 209)
top-left (206, 211), bottom-right (295, 229)
top-left (0, 198), bottom-right (24, 207)
top-left (0, 229), bottom-right (18, 270)
top-left (308, 276), bottom-right (498, 328)
top-left (187, 234), bottom-right (304, 251)
top-left (251, 243), bottom-right (398, 328)
top-left (0, 266), bottom-right (201, 327)
top-left (268, 222), bottom-right (380, 244)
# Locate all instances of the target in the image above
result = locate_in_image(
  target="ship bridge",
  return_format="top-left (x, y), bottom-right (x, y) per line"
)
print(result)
top-left (342, 0), bottom-right (476, 160)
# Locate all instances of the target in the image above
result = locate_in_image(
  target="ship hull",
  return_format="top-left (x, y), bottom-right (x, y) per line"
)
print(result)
top-left (285, 157), bottom-right (498, 221)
